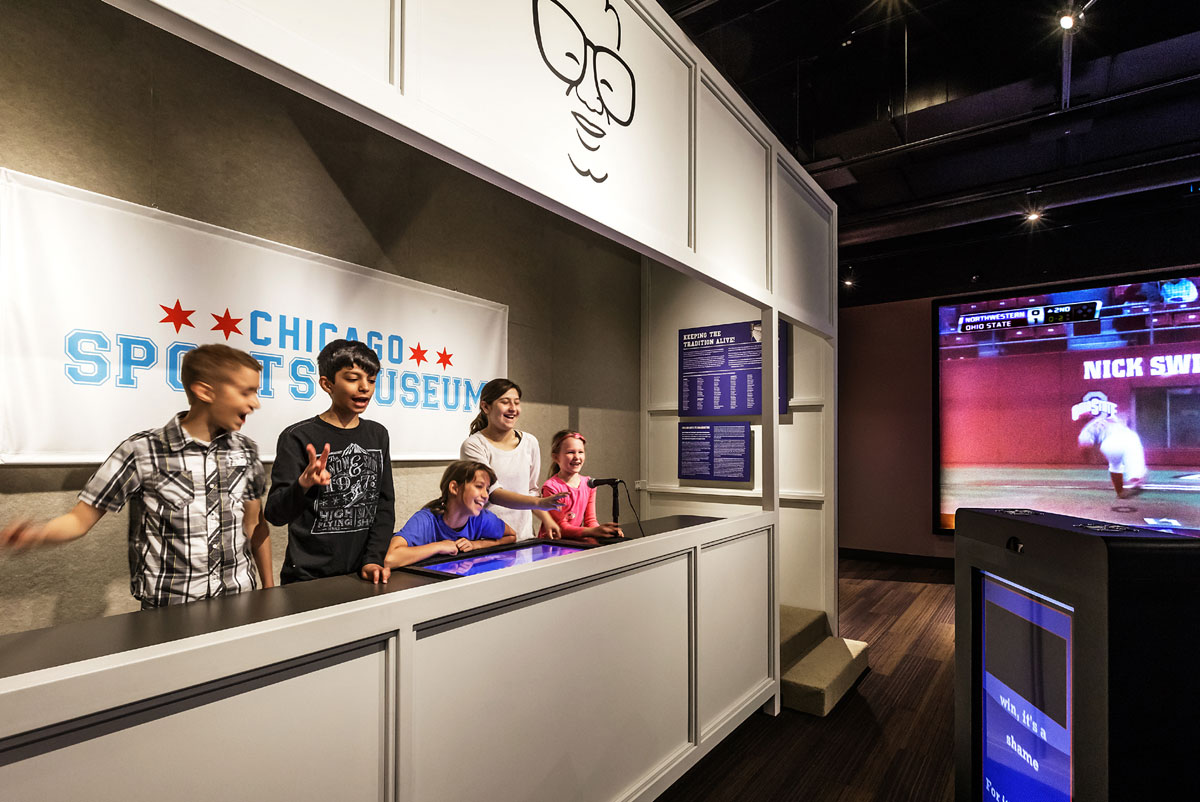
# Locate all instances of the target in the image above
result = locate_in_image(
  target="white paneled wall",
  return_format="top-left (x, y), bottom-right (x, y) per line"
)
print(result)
top-left (778, 506), bottom-right (828, 611)
top-left (229, 0), bottom-right (394, 82)
top-left (696, 80), bottom-right (770, 292)
top-left (641, 261), bottom-right (837, 622)
top-left (774, 161), bottom-right (837, 332)
top-left (698, 530), bottom-right (771, 734)
top-left (106, 0), bottom-right (834, 332)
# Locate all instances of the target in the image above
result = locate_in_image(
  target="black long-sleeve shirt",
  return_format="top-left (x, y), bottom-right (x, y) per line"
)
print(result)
top-left (266, 416), bottom-right (395, 584)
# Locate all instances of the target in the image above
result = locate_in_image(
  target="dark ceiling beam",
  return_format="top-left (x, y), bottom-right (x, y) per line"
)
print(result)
top-left (838, 150), bottom-right (1200, 246)
top-left (668, 0), bottom-right (791, 38)
top-left (670, 0), bottom-right (725, 20)
top-left (808, 71), bottom-right (1200, 177)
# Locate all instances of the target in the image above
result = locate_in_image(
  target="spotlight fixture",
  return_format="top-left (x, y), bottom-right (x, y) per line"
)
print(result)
top-left (1025, 211), bottom-right (1042, 222)
top-left (843, 278), bottom-right (854, 287)
top-left (1059, 13), bottom-right (1075, 30)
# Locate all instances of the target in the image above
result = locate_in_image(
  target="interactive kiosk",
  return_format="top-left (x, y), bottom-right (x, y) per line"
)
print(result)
top-left (955, 508), bottom-right (1200, 801)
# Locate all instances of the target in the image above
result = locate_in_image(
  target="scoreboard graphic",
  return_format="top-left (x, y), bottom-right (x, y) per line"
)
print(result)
top-left (957, 301), bottom-right (1101, 332)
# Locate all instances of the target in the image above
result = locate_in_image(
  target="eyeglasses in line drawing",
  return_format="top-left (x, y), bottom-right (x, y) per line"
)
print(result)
top-left (533, 0), bottom-right (637, 128)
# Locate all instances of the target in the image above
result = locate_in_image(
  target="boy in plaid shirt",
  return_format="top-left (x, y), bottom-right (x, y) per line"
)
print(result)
top-left (0, 344), bottom-right (274, 608)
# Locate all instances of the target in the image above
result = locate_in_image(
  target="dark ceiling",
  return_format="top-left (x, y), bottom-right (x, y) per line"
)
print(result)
top-left (658, 0), bottom-right (1200, 305)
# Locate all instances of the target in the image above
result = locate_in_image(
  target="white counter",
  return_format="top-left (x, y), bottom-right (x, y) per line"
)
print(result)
top-left (0, 514), bottom-right (778, 802)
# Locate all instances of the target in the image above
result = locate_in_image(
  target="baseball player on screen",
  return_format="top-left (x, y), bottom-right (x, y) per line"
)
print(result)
top-left (1075, 393), bottom-right (1146, 499)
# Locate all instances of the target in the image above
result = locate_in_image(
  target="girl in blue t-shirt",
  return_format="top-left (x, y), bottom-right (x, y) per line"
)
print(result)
top-left (385, 460), bottom-right (516, 568)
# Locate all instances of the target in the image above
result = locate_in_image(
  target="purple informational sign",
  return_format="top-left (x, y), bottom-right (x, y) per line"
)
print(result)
top-left (981, 572), bottom-right (1073, 802)
top-left (678, 321), bottom-right (790, 417)
top-left (679, 422), bottom-right (751, 482)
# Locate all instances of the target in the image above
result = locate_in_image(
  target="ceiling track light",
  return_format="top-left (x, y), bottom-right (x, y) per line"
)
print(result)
top-left (1023, 189), bottom-right (1044, 223)
top-left (1060, 0), bottom-right (1099, 33)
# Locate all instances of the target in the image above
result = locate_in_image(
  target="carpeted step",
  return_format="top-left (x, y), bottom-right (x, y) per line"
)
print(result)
top-left (780, 636), bottom-right (870, 717)
top-left (780, 605), bottom-right (830, 668)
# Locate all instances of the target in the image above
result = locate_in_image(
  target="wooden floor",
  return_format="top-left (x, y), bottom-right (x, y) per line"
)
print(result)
top-left (657, 557), bottom-right (957, 802)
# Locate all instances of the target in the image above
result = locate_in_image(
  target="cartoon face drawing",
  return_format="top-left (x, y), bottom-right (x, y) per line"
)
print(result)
top-left (533, 0), bottom-right (637, 184)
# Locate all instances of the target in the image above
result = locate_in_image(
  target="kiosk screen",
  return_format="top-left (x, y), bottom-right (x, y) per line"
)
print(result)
top-left (980, 572), bottom-right (1073, 802)
top-left (422, 543), bottom-right (584, 577)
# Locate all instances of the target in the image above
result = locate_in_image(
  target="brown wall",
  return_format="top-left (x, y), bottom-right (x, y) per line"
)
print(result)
top-left (0, 0), bottom-right (642, 634)
top-left (839, 299), bottom-right (954, 558)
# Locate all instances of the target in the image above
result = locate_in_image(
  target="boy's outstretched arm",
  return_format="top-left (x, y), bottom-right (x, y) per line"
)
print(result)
top-left (0, 501), bottom-right (105, 552)
top-left (242, 499), bottom-right (275, 588)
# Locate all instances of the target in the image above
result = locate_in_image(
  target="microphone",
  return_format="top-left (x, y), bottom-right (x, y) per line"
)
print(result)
top-left (587, 478), bottom-right (621, 524)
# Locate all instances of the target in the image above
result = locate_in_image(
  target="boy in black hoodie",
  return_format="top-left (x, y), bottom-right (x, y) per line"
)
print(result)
top-left (267, 339), bottom-right (394, 584)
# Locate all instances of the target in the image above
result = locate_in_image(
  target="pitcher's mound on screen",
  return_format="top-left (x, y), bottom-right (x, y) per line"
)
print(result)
top-left (941, 465), bottom-right (1200, 533)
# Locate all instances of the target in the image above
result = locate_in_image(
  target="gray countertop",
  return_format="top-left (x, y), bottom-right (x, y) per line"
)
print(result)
top-left (0, 515), bottom-right (719, 681)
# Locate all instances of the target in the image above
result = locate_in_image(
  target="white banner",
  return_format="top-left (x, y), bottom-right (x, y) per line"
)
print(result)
top-left (0, 170), bottom-right (507, 463)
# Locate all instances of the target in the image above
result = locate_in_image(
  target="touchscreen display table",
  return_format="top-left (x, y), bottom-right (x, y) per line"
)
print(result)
top-left (416, 542), bottom-right (585, 578)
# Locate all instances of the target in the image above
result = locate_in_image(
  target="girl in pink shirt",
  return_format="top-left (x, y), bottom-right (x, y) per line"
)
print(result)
top-left (539, 430), bottom-right (623, 541)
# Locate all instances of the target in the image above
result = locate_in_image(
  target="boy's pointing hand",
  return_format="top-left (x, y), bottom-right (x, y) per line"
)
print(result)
top-left (0, 519), bottom-right (47, 552)
top-left (298, 443), bottom-right (332, 489)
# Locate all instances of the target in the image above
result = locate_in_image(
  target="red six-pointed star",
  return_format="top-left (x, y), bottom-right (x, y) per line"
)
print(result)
top-left (159, 299), bottom-right (196, 333)
top-left (436, 348), bottom-right (453, 370)
top-left (409, 343), bottom-right (428, 366)
top-left (211, 308), bottom-right (243, 340)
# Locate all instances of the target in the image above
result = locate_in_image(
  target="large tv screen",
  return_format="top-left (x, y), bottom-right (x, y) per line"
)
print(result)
top-left (936, 271), bottom-right (1200, 532)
